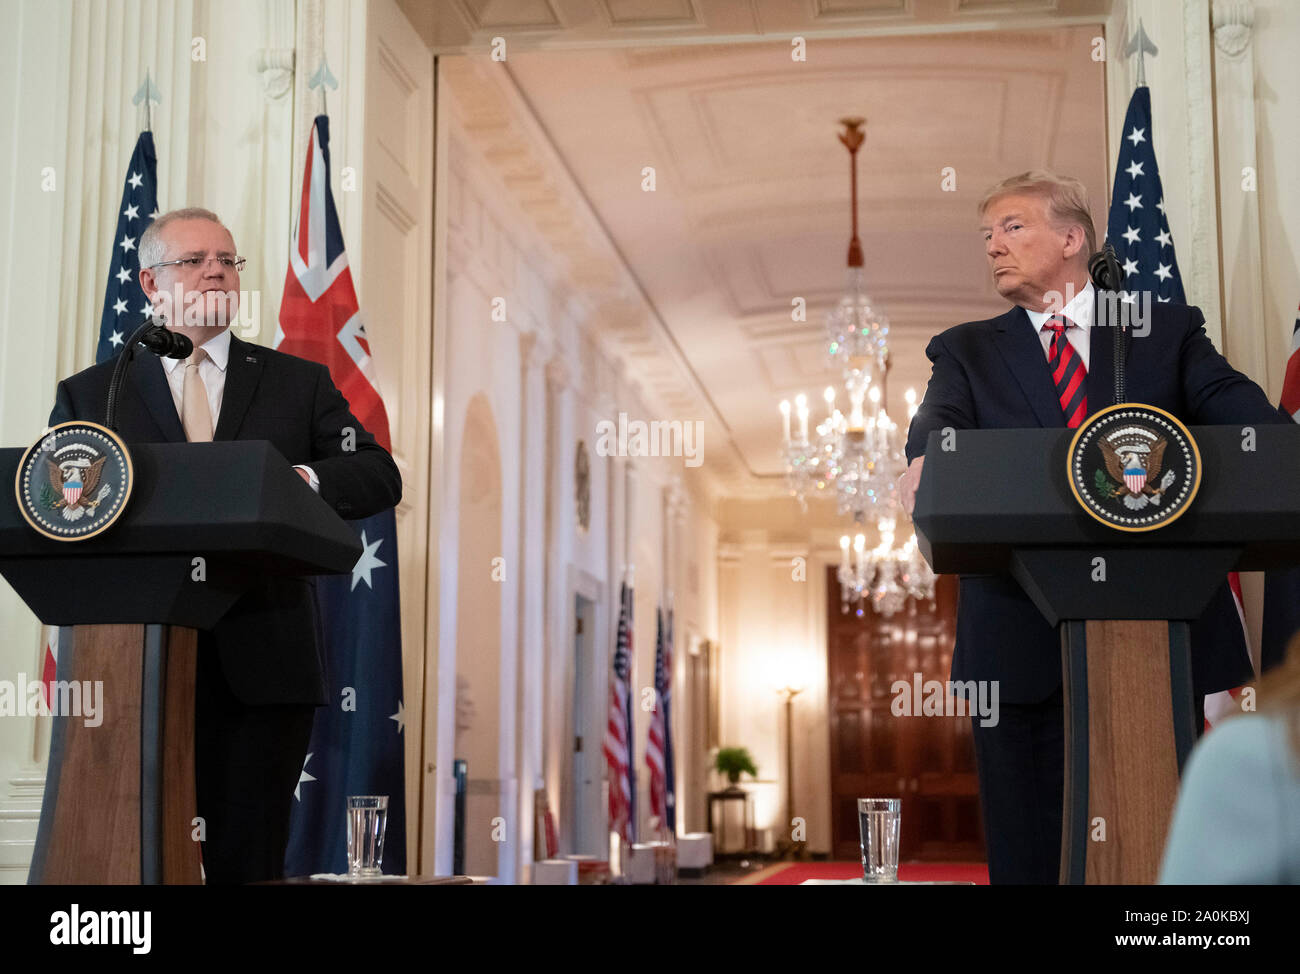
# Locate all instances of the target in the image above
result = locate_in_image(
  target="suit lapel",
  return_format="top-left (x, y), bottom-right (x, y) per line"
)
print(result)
top-left (991, 307), bottom-right (1065, 428)
top-left (129, 352), bottom-right (186, 442)
top-left (214, 334), bottom-right (264, 441)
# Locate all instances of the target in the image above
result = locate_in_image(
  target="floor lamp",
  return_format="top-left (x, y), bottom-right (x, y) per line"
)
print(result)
top-left (776, 684), bottom-right (806, 860)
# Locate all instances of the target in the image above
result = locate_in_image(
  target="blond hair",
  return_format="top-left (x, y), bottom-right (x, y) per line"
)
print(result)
top-left (139, 207), bottom-right (228, 269)
top-left (978, 171), bottom-right (1097, 258)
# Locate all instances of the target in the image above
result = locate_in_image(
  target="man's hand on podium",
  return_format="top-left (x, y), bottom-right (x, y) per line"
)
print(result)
top-left (900, 456), bottom-right (924, 516)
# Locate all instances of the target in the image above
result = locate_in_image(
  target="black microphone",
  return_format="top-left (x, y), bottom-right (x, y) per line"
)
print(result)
top-left (1088, 242), bottom-right (1128, 405)
top-left (104, 317), bottom-right (194, 431)
top-left (1088, 242), bottom-right (1122, 292)
top-left (137, 321), bottom-right (193, 359)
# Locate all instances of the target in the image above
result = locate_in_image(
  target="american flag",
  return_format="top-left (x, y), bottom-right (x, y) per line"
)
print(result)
top-left (277, 115), bottom-right (406, 875)
top-left (42, 131), bottom-right (162, 711)
top-left (1107, 85), bottom-right (1251, 731)
top-left (603, 580), bottom-right (636, 843)
top-left (96, 131), bottom-right (158, 364)
top-left (1106, 85), bottom-right (1184, 307)
top-left (646, 605), bottom-right (676, 834)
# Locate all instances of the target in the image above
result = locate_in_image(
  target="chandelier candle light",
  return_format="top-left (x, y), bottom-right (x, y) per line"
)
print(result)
top-left (780, 117), bottom-right (936, 615)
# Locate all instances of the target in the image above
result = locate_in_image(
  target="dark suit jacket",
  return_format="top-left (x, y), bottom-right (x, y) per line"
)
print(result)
top-left (48, 333), bottom-right (402, 706)
top-left (905, 299), bottom-right (1286, 704)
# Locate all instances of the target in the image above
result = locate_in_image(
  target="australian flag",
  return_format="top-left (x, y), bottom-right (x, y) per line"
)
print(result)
top-left (279, 116), bottom-right (406, 876)
top-left (97, 131), bottom-right (159, 363)
top-left (1106, 85), bottom-right (1184, 307)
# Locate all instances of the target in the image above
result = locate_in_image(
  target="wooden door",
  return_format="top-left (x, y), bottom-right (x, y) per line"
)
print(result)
top-left (827, 570), bottom-right (984, 862)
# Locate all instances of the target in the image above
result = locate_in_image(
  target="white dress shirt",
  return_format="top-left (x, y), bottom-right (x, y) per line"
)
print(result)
top-left (1024, 281), bottom-right (1094, 371)
top-left (159, 328), bottom-right (318, 491)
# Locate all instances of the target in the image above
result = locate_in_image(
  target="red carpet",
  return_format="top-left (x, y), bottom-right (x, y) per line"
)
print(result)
top-left (736, 861), bottom-right (989, 885)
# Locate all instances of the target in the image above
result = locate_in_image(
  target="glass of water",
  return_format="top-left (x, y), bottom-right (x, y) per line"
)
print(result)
top-left (346, 795), bottom-right (388, 878)
top-left (857, 797), bottom-right (901, 883)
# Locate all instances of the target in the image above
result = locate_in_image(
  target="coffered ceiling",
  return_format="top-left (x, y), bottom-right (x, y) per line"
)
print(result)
top-left (429, 5), bottom-right (1111, 494)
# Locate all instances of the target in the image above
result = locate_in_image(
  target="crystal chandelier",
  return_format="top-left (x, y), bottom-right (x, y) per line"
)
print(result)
top-left (776, 117), bottom-right (937, 616)
top-left (837, 517), bottom-right (937, 618)
top-left (779, 118), bottom-right (903, 522)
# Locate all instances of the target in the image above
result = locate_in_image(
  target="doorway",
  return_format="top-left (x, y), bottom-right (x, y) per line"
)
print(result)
top-left (826, 570), bottom-right (984, 862)
top-left (570, 593), bottom-right (597, 854)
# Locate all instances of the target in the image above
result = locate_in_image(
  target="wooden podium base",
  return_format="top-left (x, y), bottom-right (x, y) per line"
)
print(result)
top-left (28, 623), bottom-right (203, 885)
top-left (1060, 619), bottom-right (1196, 884)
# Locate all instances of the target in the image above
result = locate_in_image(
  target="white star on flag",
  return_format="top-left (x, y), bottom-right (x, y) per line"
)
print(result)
top-left (1123, 258), bottom-right (1139, 277)
top-left (1121, 291), bottom-right (1137, 305)
top-left (390, 700), bottom-right (405, 734)
top-left (109, 330), bottom-right (124, 347)
top-left (1125, 160), bottom-right (1144, 179)
top-left (1126, 126), bottom-right (1146, 146)
top-left (1122, 225), bottom-right (1141, 245)
top-left (1156, 199), bottom-right (1166, 214)
top-left (119, 236), bottom-right (136, 253)
top-left (294, 752), bottom-right (316, 800)
top-left (140, 302), bottom-right (150, 315)
top-left (112, 298), bottom-right (128, 315)
top-left (123, 204), bottom-right (139, 221)
top-left (150, 208), bottom-right (160, 218)
top-left (128, 171), bottom-right (143, 189)
top-left (1154, 263), bottom-right (1173, 281)
top-left (1124, 193), bottom-right (1142, 212)
top-left (1156, 229), bottom-right (1172, 248)
top-left (351, 531), bottom-right (387, 591)
top-left (115, 267), bottom-right (131, 284)
top-left (1157, 295), bottom-right (1171, 303)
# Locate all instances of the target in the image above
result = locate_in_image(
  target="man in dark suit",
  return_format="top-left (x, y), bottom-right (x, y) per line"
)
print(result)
top-left (48, 207), bottom-right (401, 883)
top-left (899, 172), bottom-right (1284, 884)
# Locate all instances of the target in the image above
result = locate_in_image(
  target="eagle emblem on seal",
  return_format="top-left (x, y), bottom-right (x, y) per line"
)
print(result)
top-left (44, 455), bottom-right (110, 521)
top-left (1095, 426), bottom-right (1178, 511)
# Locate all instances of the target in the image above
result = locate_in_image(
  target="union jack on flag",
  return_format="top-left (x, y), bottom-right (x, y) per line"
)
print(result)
top-left (277, 115), bottom-right (406, 876)
top-left (603, 580), bottom-right (636, 843)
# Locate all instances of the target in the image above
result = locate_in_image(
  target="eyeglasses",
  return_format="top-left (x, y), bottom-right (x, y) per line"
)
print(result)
top-left (149, 255), bottom-right (247, 273)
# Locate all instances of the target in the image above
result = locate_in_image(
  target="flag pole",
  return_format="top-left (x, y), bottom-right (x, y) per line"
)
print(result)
top-left (308, 55), bottom-right (339, 117)
top-left (131, 70), bottom-right (161, 133)
top-left (1125, 19), bottom-right (1158, 90)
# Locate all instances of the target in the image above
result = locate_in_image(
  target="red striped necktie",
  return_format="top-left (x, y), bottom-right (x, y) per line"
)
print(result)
top-left (1044, 316), bottom-right (1087, 428)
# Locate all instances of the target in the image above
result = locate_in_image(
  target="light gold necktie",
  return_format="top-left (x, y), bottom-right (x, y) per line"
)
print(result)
top-left (181, 347), bottom-right (213, 442)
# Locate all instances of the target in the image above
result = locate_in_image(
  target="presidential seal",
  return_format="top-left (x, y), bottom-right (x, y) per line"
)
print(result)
top-left (1067, 404), bottom-right (1200, 532)
top-left (14, 422), bottom-right (133, 541)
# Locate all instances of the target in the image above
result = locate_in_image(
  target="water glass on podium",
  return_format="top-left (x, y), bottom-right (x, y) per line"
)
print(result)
top-left (346, 795), bottom-right (388, 878)
top-left (857, 798), bottom-right (901, 883)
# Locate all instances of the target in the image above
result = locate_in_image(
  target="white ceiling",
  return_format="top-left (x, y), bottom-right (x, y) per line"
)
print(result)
top-left (500, 27), bottom-right (1110, 480)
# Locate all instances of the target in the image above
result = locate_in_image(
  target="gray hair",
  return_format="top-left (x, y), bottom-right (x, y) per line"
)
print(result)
top-left (139, 207), bottom-right (228, 269)
top-left (978, 170), bottom-right (1097, 258)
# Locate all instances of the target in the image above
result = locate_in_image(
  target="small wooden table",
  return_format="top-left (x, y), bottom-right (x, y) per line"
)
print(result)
top-left (706, 789), bottom-right (755, 857)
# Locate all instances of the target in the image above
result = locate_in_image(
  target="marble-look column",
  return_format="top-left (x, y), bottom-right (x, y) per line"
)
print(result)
top-left (543, 354), bottom-right (574, 852)
top-left (515, 329), bottom-right (552, 881)
top-left (1212, 1), bottom-right (1269, 388)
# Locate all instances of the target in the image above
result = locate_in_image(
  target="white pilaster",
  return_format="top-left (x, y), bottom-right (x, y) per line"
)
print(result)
top-left (1212, 1), bottom-right (1269, 385)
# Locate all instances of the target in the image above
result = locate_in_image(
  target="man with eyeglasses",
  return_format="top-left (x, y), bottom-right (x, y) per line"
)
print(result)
top-left (47, 207), bottom-right (402, 883)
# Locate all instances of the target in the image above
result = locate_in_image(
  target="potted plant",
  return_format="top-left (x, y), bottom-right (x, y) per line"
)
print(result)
top-left (714, 747), bottom-right (758, 791)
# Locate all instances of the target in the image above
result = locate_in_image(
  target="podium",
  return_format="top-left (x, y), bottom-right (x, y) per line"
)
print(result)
top-left (0, 441), bottom-right (363, 884)
top-left (913, 424), bottom-right (1300, 884)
